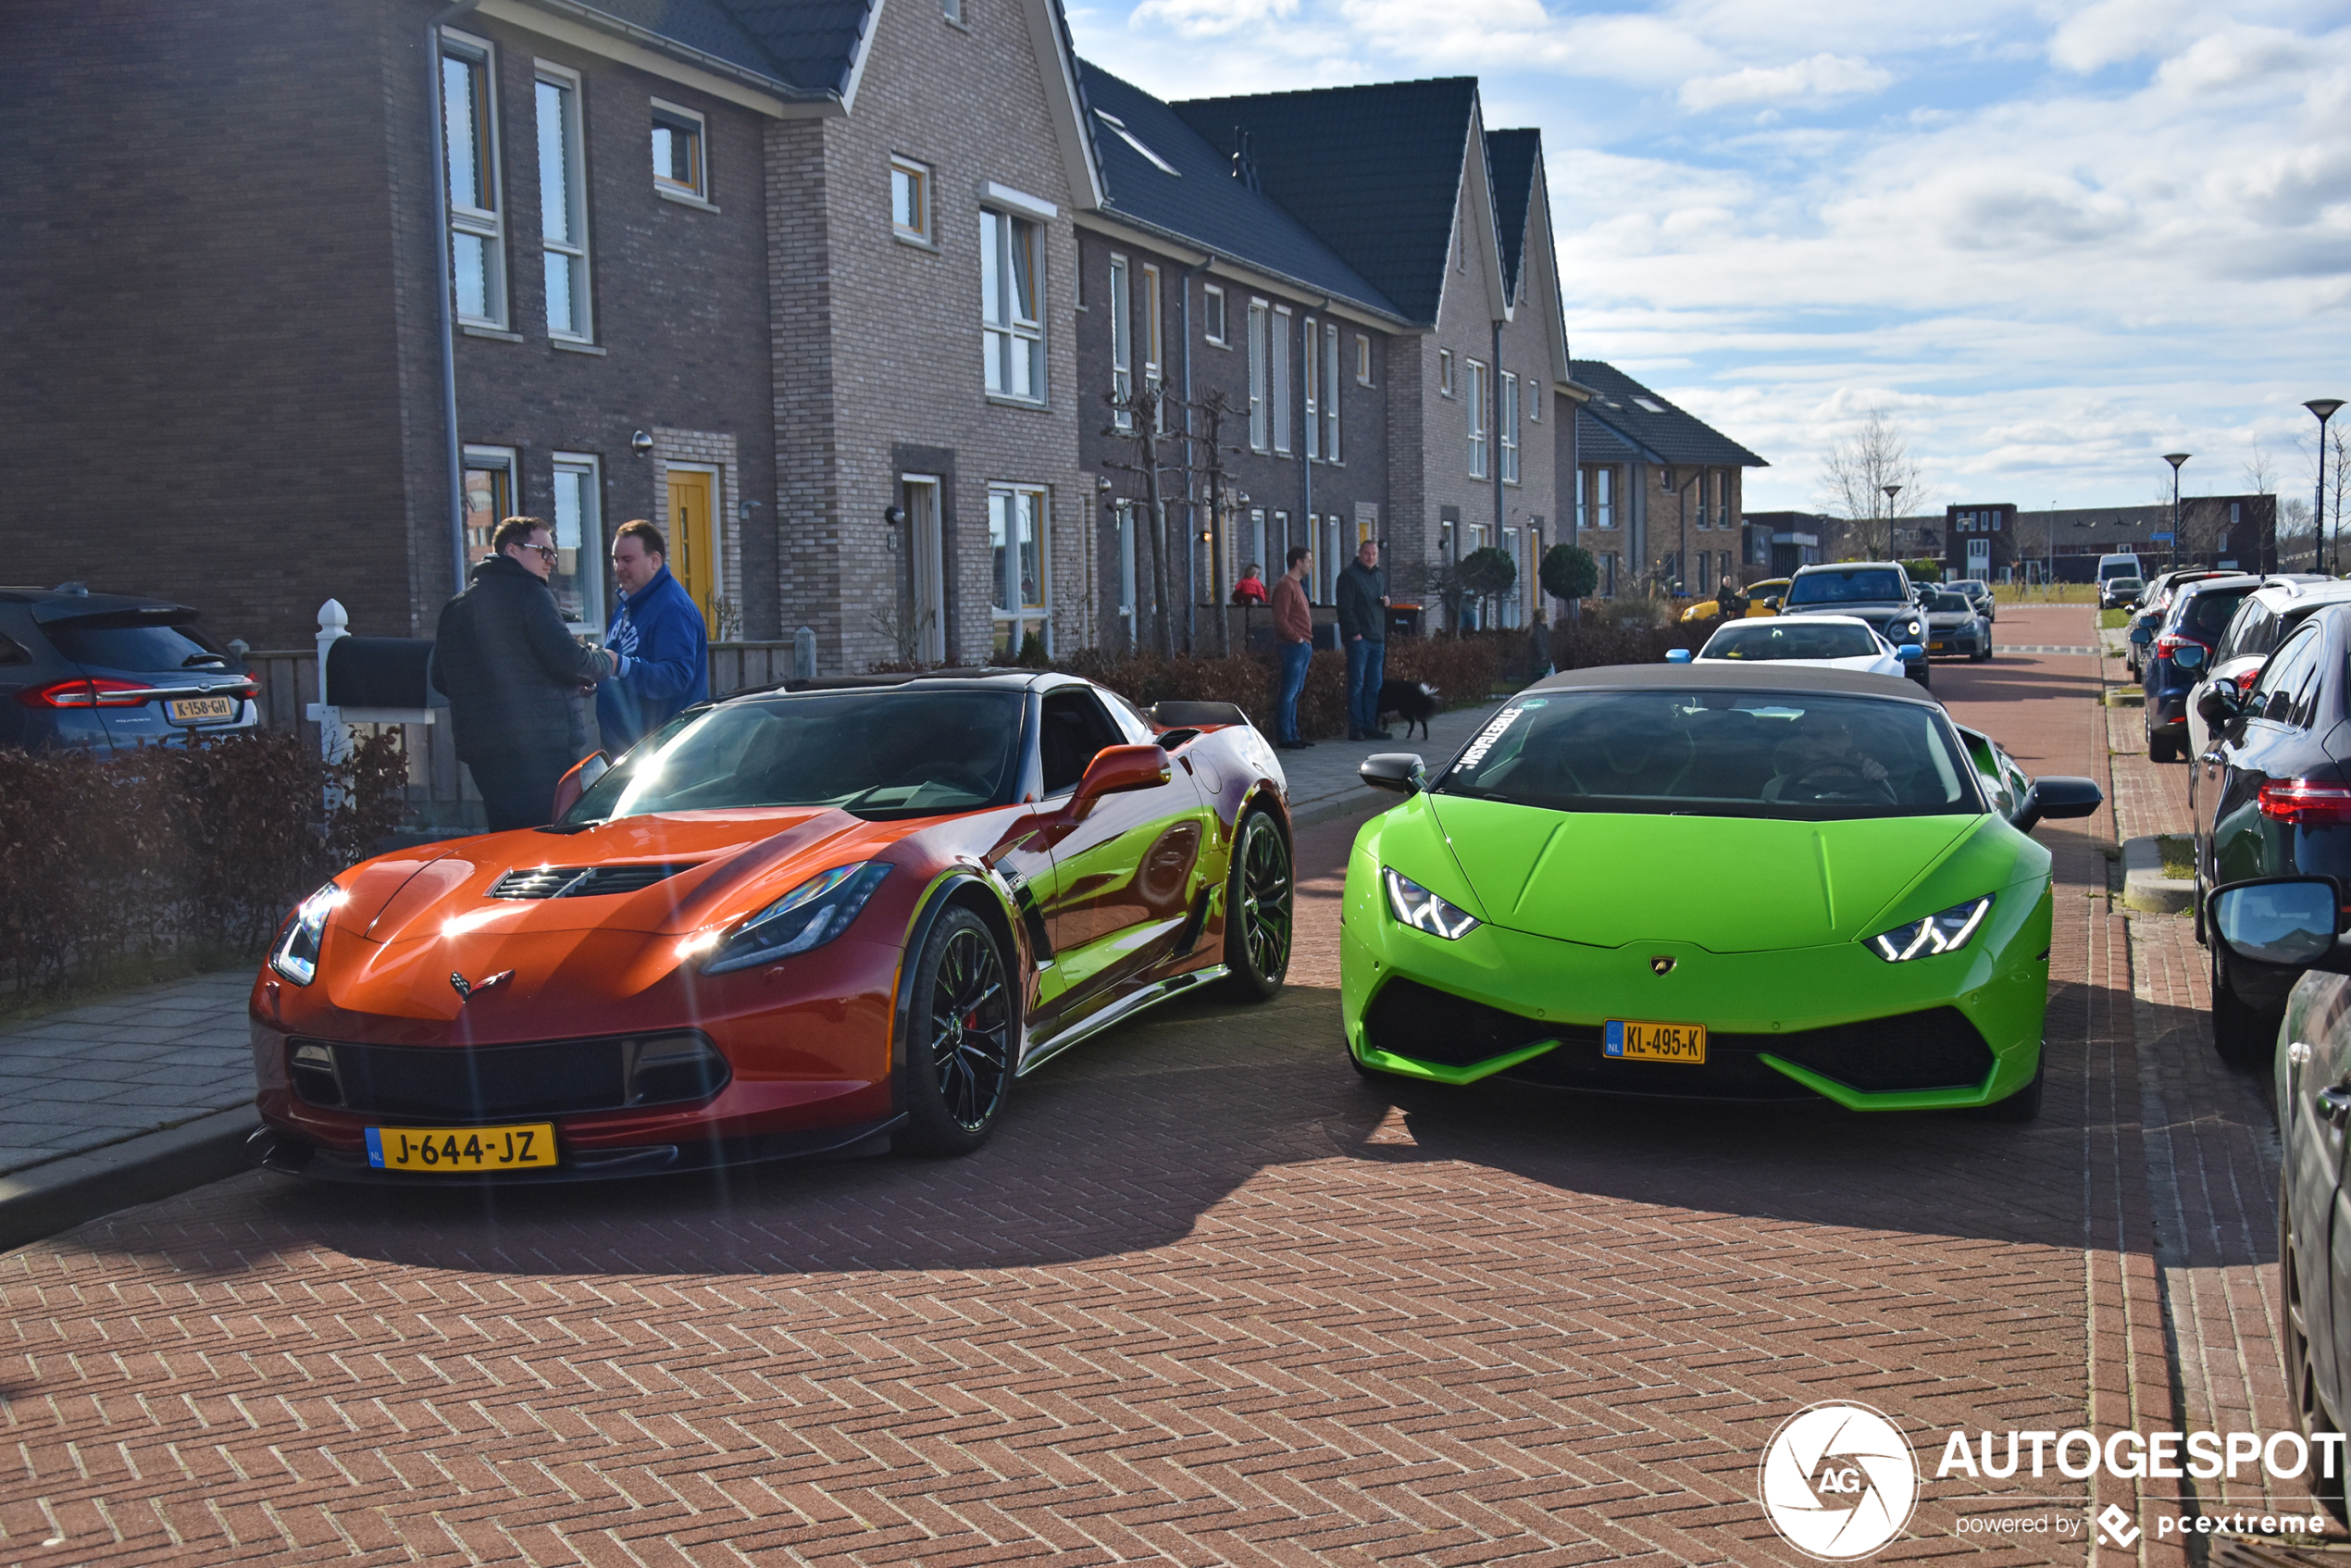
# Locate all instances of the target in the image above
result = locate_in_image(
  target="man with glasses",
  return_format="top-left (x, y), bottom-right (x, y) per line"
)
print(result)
top-left (429, 515), bottom-right (621, 831)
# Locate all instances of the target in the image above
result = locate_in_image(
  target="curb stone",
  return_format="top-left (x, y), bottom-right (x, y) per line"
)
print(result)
top-left (2121, 835), bottom-right (2195, 914)
top-left (0, 1105), bottom-right (257, 1253)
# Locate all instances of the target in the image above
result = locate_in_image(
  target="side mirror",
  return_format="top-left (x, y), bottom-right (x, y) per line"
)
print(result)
top-left (2011, 776), bottom-right (2103, 834)
top-left (2128, 625), bottom-right (2154, 645)
top-left (1073, 743), bottom-right (1172, 806)
top-left (1666, 648), bottom-right (1693, 664)
top-left (2172, 641), bottom-right (2206, 670)
top-left (551, 751), bottom-right (609, 820)
top-left (1897, 643), bottom-right (1924, 664)
top-left (2196, 682), bottom-right (2244, 728)
top-left (2208, 876), bottom-right (2344, 972)
top-left (1361, 753), bottom-right (1425, 795)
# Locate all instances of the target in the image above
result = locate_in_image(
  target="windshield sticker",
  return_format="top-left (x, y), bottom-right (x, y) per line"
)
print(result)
top-left (1456, 705), bottom-right (1527, 770)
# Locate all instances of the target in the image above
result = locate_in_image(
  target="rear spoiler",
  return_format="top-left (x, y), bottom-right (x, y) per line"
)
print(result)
top-left (1149, 701), bottom-right (1248, 729)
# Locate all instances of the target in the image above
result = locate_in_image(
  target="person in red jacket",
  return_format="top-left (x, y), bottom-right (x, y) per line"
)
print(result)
top-left (1270, 546), bottom-right (1314, 750)
top-left (1231, 564), bottom-right (1269, 604)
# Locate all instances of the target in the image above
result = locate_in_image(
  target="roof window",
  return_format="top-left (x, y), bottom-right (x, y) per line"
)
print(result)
top-left (1633, 396), bottom-right (1667, 414)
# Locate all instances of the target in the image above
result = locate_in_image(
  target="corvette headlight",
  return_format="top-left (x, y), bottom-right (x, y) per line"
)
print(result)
top-left (270, 880), bottom-right (345, 986)
top-left (1870, 895), bottom-right (1993, 962)
top-left (1383, 867), bottom-right (1480, 940)
top-left (701, 862), bottom-right (891, 975)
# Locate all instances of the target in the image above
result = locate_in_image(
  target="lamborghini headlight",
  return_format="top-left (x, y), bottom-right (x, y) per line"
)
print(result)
top-left (1870, 894), bottom-right (1993, 963)
top-left (1383, 867), bottom-right (1480, 940)
top-left (701, 863), bottom-right (891, 975)
top-left (270, 880), bottom-right (345, 986)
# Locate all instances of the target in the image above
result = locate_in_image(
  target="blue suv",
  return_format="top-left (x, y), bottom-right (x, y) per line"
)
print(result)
top-left (2138, 574), bottom-right (2258, 762)
top-left (0, 584), bottom-right (258, 753)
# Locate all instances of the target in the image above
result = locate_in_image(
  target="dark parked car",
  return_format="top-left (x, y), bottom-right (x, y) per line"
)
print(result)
top-left (2141, 574), bottom-right (2258, 763)
top-left (1922, 589), bottom-right (1992, 661)
top-left (2195, 603), bottom-right (2351, 1058)
top-left (2204, 876), bottom-right (2351, 1521)
top-left (2127, 568), bottom-right (2238, 678)
top-left (1949, 579), bottom-right (1996, 621)
top-left (1776, 561), bottom-right (1931, 687)
top-left (0, 584), bottom-right (257, 753)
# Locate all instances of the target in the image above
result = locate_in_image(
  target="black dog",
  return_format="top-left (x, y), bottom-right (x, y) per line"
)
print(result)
top-left (1376, 679), bottom-right (1439, 740)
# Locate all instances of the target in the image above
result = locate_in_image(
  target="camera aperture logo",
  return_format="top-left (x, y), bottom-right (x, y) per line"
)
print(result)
top-left (1759, 1402), bottom-right (1921, 1561)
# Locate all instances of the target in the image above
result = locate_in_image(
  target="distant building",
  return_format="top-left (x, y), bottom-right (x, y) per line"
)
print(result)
top-left (1570, 362), bottom-right (1769, 596)
top-left (1941, 498), bottom-right (2280, 582)
top-left (1742, 512), bottom-right (1833, 578)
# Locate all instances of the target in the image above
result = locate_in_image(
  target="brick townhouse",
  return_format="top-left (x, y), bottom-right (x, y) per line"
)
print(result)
top-left (1570, 360), bottom-right (1768, 598)
top-left (3, 0), bottom-right (781, 648)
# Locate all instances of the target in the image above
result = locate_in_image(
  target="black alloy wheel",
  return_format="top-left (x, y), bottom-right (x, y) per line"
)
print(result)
top-left (2282, 1177), bottom-right (2351, 1524)
top-left (899, 906), bottom-right (1014, 1155)
top-left (2146, 704), bottom-right (2181, 765)
top-left (2208, 933), bottom-right (2275, 1064)
top-left (1223, 806), bottom-right (1293, 1001)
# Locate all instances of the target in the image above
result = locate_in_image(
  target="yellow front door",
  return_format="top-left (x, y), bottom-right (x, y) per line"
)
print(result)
top-left (665, 469), bottom-right (717, 632)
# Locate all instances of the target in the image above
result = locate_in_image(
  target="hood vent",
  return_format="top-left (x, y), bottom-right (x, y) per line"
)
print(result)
top-left (490, 863), bottom-right (698, 900)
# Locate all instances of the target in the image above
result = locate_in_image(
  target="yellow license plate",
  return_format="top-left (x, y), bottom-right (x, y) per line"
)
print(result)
top-left (1604, 1019), bottom-right (1706, 1064)
top-left (367, 1123), bottom-right (557, 1172)
top-left (166, 695), bottom-right (237, 722)
top-left (1929, 641), bottom-right (1947, 652)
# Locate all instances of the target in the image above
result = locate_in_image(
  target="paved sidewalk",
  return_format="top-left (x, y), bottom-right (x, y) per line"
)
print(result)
top-left (1277, 698), bottom-right (1503, 824)
top-left (0, 969), bottom-right (255, 1178)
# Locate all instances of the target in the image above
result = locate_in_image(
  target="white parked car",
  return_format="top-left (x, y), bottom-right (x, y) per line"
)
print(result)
top-left (1671, 614), bottom-right (1922, 679)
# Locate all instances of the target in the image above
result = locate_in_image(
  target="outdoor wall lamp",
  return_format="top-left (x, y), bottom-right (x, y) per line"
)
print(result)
top-left (739, 500), bottom-right (760, 522)
top-left (884, 504), bottom-right (906, 526)
top-left (629, 430), bottom-right (653, 457)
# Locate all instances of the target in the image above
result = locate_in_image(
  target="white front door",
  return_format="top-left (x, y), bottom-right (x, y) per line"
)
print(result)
top-left (1966, 538), bottom-right (1991, 574)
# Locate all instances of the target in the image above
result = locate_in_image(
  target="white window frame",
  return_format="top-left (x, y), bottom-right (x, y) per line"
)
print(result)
top-left (441, 29), bottom-right (507, 330)
top-left (1499, 370), bottom-right (1520, 485)
top-left (890, 156), bottom-right (933, 244)
top-left (551, 452), bottom-right (605, 630)
top-left (1466, 359), bottom-right (1489, 479)
top-left (1322, 323), bottom-right (1341, 464)
top-left (1114, 501), bottom-right (1137, 642)
top-left (1272, 305), bottom-right (1293, 454)
top-left (1302, 316), bottom-right (1319, 461)
top-left (989, 484), bottom-right (1050, 655)
top-left (1109, 254), bottom-right (1133, 429)
top-left (1438, 348), bottom-right (1454, 398)
top-left (1355, 332), bottom-right (1372, 386)
top-left (1595, 466), bottom-right (1614, 530)
top-left (1528, 378), bottom-right (1539, 422)
top-left (650, 98), bottom-right (710, 207)
top-left (942, 0), bottom-right (964, 24)
top-left (1141, 263), bottom-right (1164, 429)
top-left (1575, 467), bottom-right (1586, 531)
top-left (1201, 284), bottom-right (1227, 346)
top-left (534, 64), bottom-right (591, 343)
top-left (1247, 300), bottom-right (1270, 452)
top-left (461, 444), bottom-right (518, 566)
top-left (981, 209), bottom-right (1046, 404)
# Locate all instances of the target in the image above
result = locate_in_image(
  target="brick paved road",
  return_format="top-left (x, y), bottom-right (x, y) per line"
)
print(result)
top-left (0, 616), bottom-right (2300, 1565)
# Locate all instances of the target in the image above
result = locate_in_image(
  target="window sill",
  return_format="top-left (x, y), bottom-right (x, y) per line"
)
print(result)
top-left (894, 231), bottom-right (940, 252)
top-left (550, 338), bottom-right (607, 355)
top-left (1204, 337), bottom-right (1229, 350)
top-left (656, 186), bottom-right (720, 214)
top-left (460, 324), bottom-right (524, 342)
top-left (985, 392), bottom-right (1051, 411)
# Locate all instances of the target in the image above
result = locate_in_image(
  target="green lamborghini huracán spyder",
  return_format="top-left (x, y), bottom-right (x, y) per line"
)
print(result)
top-left (1340, 665), bottom-right (2102, 1120)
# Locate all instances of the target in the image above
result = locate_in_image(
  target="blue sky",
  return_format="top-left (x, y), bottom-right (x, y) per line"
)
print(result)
top-left (1064, 0), bottom-right (2351, 513)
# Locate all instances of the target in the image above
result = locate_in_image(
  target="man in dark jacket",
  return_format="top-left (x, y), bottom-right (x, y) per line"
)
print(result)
top-left (598, 520), bottom-right (710, 753)
top-left (1336, 538), bottom-right (1390, 740)
top-left (429, 516), bottom-right (620, 831)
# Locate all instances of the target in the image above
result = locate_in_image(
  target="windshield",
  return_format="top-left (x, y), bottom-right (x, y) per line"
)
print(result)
top-left (564, 689), bottom-right (1026, 823)
top-left (1931, 591), bottom-right (1972, 612)
top-left (1787, 568), bottom-right (1904, 606)
top-left (1700, 621), bottom-right (1879, 661)
top-left (1435, 688), bottom-right (1980, 820)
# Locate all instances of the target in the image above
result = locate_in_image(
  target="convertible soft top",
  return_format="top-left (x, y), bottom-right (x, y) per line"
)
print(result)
top-left (1523, 662), bottom-right (1934, 703)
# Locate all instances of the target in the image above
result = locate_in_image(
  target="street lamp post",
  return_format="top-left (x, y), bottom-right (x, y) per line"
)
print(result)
top-left (2164, 454), bottom-right (2190, 570)
top-left (1882, 484), bottom-right (1903, 563)
top-left (2309, 400), bottom-right (2344, 576)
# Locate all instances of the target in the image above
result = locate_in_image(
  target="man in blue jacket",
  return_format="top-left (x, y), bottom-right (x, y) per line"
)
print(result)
top-left (598, 520), bottom-right (710, 753)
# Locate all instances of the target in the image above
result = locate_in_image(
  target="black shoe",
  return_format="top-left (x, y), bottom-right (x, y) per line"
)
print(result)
top-left (1369, 728), bottom-right (1394, 740)
top-left (1294, 740), bottom-right (1315, 748)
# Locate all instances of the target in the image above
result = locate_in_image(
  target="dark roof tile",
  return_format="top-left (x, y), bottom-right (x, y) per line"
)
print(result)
top-left (1572, 360), bottom-right (1769, 468)
top-left (571, 0), bottom-right (873, 98)
top-left (1485, 129), bottom-right (1538, 299)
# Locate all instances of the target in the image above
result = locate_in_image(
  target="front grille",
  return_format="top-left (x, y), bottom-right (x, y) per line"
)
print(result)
top-left (288, 1031), bottom-right (729, 1121)
top-left (1363, 977), bottom-right (1996, 1099)
top-left (489, 863), bottom-right (697, 899)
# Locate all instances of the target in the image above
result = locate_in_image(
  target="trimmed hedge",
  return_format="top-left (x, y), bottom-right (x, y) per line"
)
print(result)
top-left (1550, 620), bottom-right (1710, 670)
top-left (1055, 632), bottom-right (1509, 739)
top-left (0, 728), bottom-right (407, 998)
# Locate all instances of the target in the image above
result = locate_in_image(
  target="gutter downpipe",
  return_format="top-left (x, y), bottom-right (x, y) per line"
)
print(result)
top-left (1491, 317), bottom-right (1505, 574)
top-left (429, 0), bottom-right (483, 599)
top-left (1302, 298), bottom-right (1328, 594)
top-left (1180, 255), bottom-right (1213, 653)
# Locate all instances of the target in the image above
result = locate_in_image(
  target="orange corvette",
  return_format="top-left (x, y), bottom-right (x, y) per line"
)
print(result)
top-left (247, 673), bottom-right (1294, 1181)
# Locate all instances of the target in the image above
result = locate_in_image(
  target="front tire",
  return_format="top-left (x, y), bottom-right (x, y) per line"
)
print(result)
top-left (897, 906), bottom-right (1014, 1156)
top-left (2146, 707), bottom-right (2181, 763)
top-left (2283, 1176), bottom-right (2351, 1524)
top-left (1223, 805), bottom-right (1292, 1001)
top-left (2209, 935), bottom-right (2276, 1064)
top-left (1909, 663), bottom-right (1932, 689)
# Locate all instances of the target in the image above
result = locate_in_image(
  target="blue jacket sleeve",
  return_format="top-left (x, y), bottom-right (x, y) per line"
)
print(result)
top-left (625, 588), bottom-right (710, 707)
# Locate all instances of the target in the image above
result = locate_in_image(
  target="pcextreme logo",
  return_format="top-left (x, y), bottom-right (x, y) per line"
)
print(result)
top-left (1758, 1402), bottom-right (1921, 1561)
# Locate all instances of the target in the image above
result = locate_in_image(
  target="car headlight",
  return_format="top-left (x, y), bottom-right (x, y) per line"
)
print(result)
top-left (1869, 894), bottom-right (1993, 962)
top-left (270, 880), bottom-right (345, 986)
top-left (1383, 867), bottom-right (1481, 940)
top-left (700, 862), bottom-right (891, 975)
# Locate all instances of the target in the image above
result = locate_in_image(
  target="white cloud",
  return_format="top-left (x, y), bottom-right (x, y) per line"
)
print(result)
top-left (1129, 0), bottom-right (1297, 36)
top-left (1678, 52), bottom-right (1891, 110)
top-left (2048, 0), bottom-right (2194, 73)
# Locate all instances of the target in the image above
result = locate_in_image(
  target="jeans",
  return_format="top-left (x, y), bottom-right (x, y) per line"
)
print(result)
top-left (1274, 641), bottom-right (1312, 743)
top-left (1346, 637), bottom-right (1386, 736)
top-left (468, 749), bottom-right (577, 833)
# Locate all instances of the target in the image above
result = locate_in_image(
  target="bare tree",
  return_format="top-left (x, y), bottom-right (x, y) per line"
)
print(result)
top-left (1815, 404), bottom-right (1929, 560)
top-left (2243, 442), bottom-right (2279, 496)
